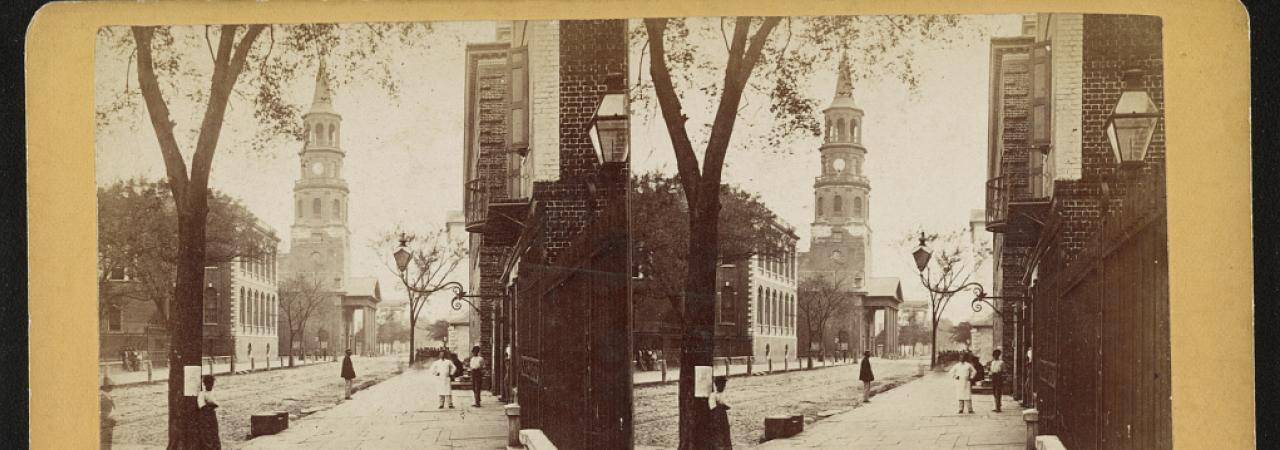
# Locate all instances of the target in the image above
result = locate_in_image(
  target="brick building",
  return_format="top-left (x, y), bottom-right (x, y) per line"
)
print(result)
top-left (798, 56), bottom-right (902, 359)
top-left (986, 14), bottom-right (1169, 449)
top-left (99, 220), bottom-right (282, 366)
top-left (713, 219), bottom-right (799, 361)
top-left (464, 20), bottom-right (631, 449)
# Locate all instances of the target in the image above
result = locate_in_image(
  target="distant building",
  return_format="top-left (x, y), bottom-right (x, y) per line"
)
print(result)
top-left (798, 56), bottom-right (902, 359)
top-left (99, 220), bottom-right (282, 366)
top-left (714, 218), bottom-right (799, 360)
top-left (278, 62), bottom-right (379, 357)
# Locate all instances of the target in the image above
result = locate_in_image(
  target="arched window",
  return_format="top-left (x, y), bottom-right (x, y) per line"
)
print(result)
top-left (313, 198), bottom-right (322, 218)
top-left (817, 196), bottom-right (824, 216)
top-left (834, 195), bottom-right (844, 213)
top-left (333, 199), bottom-right (341, 219)
top-left (853, 197), bottom-right (863, 217)
top-left (837, 118), bottom-right (847, 141)
top-left (852, 119), bottom-right (861, 143)
top-left (758, 287), bottom-right (765, 330)
top-left (240, 287), bottom-right (246, 330)
top-left (328, 123), bottom-right (336, 145)
top-left (307, 124), bottom-right (315, 144)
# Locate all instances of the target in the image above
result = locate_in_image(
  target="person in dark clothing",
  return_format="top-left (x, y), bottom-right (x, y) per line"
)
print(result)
top-left (341, 349), bottom-right (356, 400)
top-left (100, 381), bottom-right (115, 450)
top-left (859, 351), bottom-right (875, 403)
top-left (989, 349), bottom-right (1006, 412)
top-left (196, 375), bottom-right (221, 449)
top-left (707, 375), bottom-right (733, 449)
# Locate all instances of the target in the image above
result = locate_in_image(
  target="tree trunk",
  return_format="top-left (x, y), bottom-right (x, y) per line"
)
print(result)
top-left (678, 191), bottom-right (720, 450)
top-left (408, 317), bottom-right (417, 365)
top-left (930, 317), bottom-right (939, 369)
top-left (167, 194), bottom-right (209, 449)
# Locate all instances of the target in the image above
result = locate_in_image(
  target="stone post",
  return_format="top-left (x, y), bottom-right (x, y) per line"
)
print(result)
top-left (146, 361), bottom-right (153, 382)
top-left (505, 404), bottom-right (522, 448)
top-left (659, 360), bottom-right (667, 382)
top-left (1023, 408), bottom-right (1039, 450)
top-left (747, 356), bottom-right (753, 375)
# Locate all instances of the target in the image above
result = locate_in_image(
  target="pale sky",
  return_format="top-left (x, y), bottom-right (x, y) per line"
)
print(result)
top-left (95, 16), bottom-right (1017, 327)
top-left (629, 15), bottom-right (1020, 322)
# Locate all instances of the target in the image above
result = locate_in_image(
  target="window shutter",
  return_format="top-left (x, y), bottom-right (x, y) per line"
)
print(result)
top-left (508, 46), bottom-right (530, 155)
top-left (1029, 41), bottom-right (1052, 148)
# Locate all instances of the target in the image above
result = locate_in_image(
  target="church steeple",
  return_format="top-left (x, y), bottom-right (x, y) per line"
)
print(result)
top-left (832, 53), bottom-right (855, 105)
top-left (308, 60), bottom-right (337, 116)
top-left (829, 52), bottom-right (857, 109)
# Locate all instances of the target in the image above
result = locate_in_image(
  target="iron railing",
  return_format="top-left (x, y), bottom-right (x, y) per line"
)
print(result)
top-left (464, 178), bottom-right (487, 233)
top-left (986, 176), bottom-right (1010, 231)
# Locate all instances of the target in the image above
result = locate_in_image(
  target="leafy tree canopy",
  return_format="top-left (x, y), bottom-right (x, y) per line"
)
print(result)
top-left (98, 178), bottom-right (271, 321)
top-left (631, 171), bottom-right (795, 324)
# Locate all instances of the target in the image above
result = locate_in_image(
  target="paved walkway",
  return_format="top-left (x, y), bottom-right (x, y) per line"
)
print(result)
top-left (243, 364), bottom-right (507, 450)
top-left (757, 371), bottom-right (1024, 449)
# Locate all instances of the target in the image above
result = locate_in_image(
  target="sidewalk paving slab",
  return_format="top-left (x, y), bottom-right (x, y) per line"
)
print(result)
top-left (756, 371), bottom-right (1024, 450)
top-left (243, 364), bottom-right (506, 450)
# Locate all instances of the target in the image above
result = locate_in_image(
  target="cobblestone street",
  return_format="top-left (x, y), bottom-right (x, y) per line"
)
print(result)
top-left (757, 369), bottom-right (1024, 449)
top-left (242, 362), bottom-right (506, 450)
top-left (105, 355), bottom-right (407, 449)
top-left (635, 357), bottom-right (928, 449)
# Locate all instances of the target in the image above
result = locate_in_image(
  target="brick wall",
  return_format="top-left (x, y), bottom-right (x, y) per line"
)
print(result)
top-left (1051, 14), bottom-right (1085, 182)
top-left (526, 19), bottom-right (628, 265)
top-left (1055, 14), bottom-right (1164, 260)
top-left (529, 21), bottom-right (561, 183)
top-left (467, 42), bottom-right (510, 366)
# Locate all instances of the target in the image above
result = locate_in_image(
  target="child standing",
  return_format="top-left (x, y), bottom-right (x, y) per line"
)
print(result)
top-left (707, 376), bottom-right (733, 450)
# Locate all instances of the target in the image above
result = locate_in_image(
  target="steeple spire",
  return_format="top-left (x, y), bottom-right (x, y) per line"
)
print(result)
top-left (827, 52), bottom-right (859, 111)
top-left (308, 59), bottom-right (336, 115)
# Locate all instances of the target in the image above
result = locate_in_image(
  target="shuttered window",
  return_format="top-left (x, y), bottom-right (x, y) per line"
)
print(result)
top-left (508, 46), bottom-right (530, 155)
top-left (1029, 41), bottom-right (1052, 148)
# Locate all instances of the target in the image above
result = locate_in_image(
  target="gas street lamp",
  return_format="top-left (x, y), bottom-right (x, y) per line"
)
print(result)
top-left (392, 235), bottom-right (494, 314)
top-left (1104, 69), bottom-right (1160, 169)
top-left (910, 232), bottom-right (1022, 316)
top-left (587, 86), bottom-right (629, 167)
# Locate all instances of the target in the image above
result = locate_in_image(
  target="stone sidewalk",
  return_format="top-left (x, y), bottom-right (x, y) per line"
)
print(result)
top-left (757, 370), bottom-right (1025, 449)
top-left (242, 364), bottom-right (507, 450)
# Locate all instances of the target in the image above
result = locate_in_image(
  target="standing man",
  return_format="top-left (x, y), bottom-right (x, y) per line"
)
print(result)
top-left (858, 351), bottom-right (875, 403)
top-left (989, 349), bottom-right (1006, 412)
top-left (466, 345), bottom-right (486, 407)
top-left (341, 349), bottom-right (356, 400)
top-left (100, 380), bottom-right (115, 450)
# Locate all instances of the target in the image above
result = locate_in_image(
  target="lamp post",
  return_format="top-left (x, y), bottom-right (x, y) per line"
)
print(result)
top-left (392, 235), bottom-right (488, 314)
top-left (911, 232), bottom-right (1025, 372)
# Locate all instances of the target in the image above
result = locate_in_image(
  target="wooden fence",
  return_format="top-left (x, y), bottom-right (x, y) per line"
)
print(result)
top-left (1032, 171), bottom-right (1171, 450)
top-left (515, 200), bottom-right (631, 450)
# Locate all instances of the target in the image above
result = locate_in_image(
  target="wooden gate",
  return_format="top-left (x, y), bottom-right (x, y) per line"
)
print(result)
top-left (515, 202), bottom-right (631, 450)
top-left (1032, 172), bottom-right (1170, 450)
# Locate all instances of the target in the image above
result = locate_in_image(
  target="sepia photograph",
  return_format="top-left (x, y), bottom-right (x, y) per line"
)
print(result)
top-left (87, 8), bottom-right (1173, 450)
top-left (94, 19), bottom-right (630, 449)
top-left (625, 13), bottom-right (1168, 450)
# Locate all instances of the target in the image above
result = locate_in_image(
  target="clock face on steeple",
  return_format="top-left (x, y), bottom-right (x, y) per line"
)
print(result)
top-left (833, 158), bottom-right (846, 173)
top-left (310, 162), bottom-right (324, 176)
